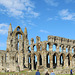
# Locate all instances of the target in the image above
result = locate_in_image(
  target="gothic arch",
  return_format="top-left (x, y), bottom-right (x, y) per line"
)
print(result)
top-left (66, 53), bottom-right (72, 66)
top-left (53, 52), bottom-right (58, 68)
top-left (46, 53), bottom-right (50, 68)
top-left (60, 53), bottom-right (65, 66)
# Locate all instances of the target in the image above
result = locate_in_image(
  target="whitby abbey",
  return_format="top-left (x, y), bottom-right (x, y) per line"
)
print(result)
top-left (0, 24), bottom-right (75, 74)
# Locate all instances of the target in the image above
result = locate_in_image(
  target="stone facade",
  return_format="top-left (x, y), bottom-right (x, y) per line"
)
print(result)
top-left (0, 24), bottom-right (75, 73)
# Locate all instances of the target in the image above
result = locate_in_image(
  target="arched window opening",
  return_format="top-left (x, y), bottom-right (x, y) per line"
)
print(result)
top-left (66, 48), bottom-right (68, 53)
top-left (15, 53), bottom-right (18, 63)
top-left (5, 54), bottom-right (7, 63)
top-left (17, 42), bottom-right (19, 50)
top-left (47, 44), bottom-right (49, 51)
top-left (67, 54), bottom-right (70, 66)
top-left (59, 46), bottom-right (61, 52)
top-left (62, 47), bottom-right (63, 52)
top-left (28, 47), bottom-right (31, 53)
top-left (21, 35), bottom-right (22, 39)
top-left (18, 34), bottom-right (19, 39)
top-left (53, 53), bottom-right (57, 68)
top-left (13, 57), bottom-right (14, 66)
top-left (39, 55), bottom-right (42, 65)
top-left (17, 27), bottom-right (20, 31)
top-left (72, 48), bottom-right (74, 53)
top-left (46, 54), bottom-right (50, 68)
top-left (34, 55), bottom-right (37, 70)
top-left (34, 45), bottom-right (37, 52)
top-left (60, 54), bottom-right (64, 66)
top-left (40, 46), bottom-right (42, 51)
top-left (53, 44), bottom-right (56, 51)
top-left (74, 47), bottom-right (75, 53)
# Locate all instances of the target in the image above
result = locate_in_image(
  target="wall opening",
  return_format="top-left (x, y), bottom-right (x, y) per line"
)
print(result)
top-left (47, 44), bottom-right (49, 51)
top-left (46, 54), bottom-right (50, 68)
top-left (34, 45), bottom-right (37, 52)
top-left (39, 55), bottom-right (42, 65)
top-left (53, 44), bottom-right (56, 51)
top-left (34, 55), bottom-right (37, 70)
top-left (53, 53), bottom-right (57, 68)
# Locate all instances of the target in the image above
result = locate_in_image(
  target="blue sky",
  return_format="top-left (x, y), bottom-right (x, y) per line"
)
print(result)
top-left (0, 0), bottom-right (75, 50)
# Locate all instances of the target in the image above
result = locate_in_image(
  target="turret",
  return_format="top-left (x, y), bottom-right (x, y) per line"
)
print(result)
top-left (8, 23), bottom-right (12, 36)
top-left (7, 23), bottom-right (13, 52)
top-left (24, 27), bottom-right (28, 39)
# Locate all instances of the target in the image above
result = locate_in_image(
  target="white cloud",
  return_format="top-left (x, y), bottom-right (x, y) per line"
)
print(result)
top-left (47, 18), bottom-right (53, 21)
top-left (40, 30), bottom-right (49, 33)
top-left (59, 9), bottom-right (75, 21)
top-left (0, 0), bottom-right (39, 18)
top-left (0, 23), bottom-right (9, 35)
top-left (45, 0), bottom-right (59, 7)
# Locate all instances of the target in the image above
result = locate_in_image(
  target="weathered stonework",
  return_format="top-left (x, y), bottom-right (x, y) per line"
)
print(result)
top-left (0, 24), bottom-right (75, 74)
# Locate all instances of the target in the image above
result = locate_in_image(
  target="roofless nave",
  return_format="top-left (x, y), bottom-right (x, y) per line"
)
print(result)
top-left (0, 24), bottom-right (75, 74)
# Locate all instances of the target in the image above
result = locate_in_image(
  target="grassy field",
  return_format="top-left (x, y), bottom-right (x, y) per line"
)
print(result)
top-left (0, 70), bottom-right (75, 75)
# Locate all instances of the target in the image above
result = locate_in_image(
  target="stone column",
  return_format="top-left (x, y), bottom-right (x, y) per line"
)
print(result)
top-left (44, 53), bottom-right (47, 68)
top-left (42, 52), bottom-right (44, 66)
top-left (57, 55), bottom-right (60, 68)
top-left (65, 57), bottom-right (68, 68)
top-left (31, 54), bottom-right (34, 70)
top-left (70, 59), bottom-right (72, 68)
top-left (49, 43), bottom-right (53, 52)
top-left (50, 54), bottom-right (53, 68)
top-left (63, 46), bottom-right (66, 53)
top-left (31, 45), bottom-right (34, 53)
top-left (20, 52), bottom-right (23, 71)
top-left (56, 45), bottom-right (59, 52)
top-left (37, 55), bottom-right (39, 69)
top-left (25, 54), bottom-right (28, 68)
top-left (69, 46), bottom-right (72, 54)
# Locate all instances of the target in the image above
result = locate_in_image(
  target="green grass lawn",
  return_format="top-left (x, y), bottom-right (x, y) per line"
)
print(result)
top-left (0, 70), bottom-right (75, 75)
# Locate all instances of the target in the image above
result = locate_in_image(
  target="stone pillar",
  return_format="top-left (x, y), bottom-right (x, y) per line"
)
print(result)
top-left (49, 43), bottom-right (53, 52)
top-left (42, 52), bottom-right (44, 66)
top-left (56, 45), bottom-right (59, 52)
top-left (44, 53), bottom-right (47, 68)
top-left (31, 54), bottom-right (34, 70)
top-left (63, 46), bottom-right (66, 53)
top-left (37, 55), bottom-right (39, 69)
top-left (25, 54), bottom-right (28, 68)
top-left (65, 57), bottom-right (68, 68)
top-left (69, 46), bottom-right (72, 54)
top-left (50, 54), bottom-right (53, 68)
top-left (57, 55), bottom-right (60, 68)
top-left (70, 59), bottom-right (72, 68)
top-left (31, 45), bottom-right (34, 53)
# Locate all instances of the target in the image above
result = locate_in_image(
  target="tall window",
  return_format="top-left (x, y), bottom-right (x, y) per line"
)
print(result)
top-left (18, 42), bottom-right (19, 50)
top-left (34, 45), bottom-right (37, 52)
top-left (47, 44), bottom-right (49, 51)
top-left (53, 44), bottom-right (56, 51)
top-left (17, 27), bottom-right (20, 31)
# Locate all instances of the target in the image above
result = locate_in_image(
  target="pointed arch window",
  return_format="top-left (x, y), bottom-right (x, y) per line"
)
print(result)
top-left (17, 27), bottom-right (20, 31)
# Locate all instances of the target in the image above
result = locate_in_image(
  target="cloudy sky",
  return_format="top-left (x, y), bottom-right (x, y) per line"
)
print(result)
top-left (0, 0), bottom-right (75, 50)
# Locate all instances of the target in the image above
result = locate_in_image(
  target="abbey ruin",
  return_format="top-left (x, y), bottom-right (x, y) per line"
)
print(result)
top-left (0, 24), bottom-right (75, 73)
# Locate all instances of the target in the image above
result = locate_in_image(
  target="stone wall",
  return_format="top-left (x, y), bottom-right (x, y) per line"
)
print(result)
top-left (0, 24), bottom-right (75, 74)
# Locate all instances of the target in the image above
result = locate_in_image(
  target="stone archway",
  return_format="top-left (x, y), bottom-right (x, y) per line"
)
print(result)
top-left (67, 53), bottom-right (72, 66)
top-left (60, 53), bottom-right (65, 67)
top-left (39, 54), bottom-right (42, 65)
top-left (28, 55), bottom-right (31, 70)
top-left (53, 53), bottom-right (57, 68)
top-left (46, 53), bottom-right (50, 68)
